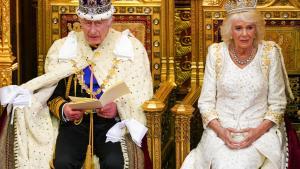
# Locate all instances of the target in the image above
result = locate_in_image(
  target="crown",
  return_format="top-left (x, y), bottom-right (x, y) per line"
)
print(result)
top-left (77, 0), bottom-right (114, 21)
top-left (224, 0), bottom-right (257, 15)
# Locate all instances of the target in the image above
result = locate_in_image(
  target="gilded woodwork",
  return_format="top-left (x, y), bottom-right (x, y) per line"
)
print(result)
top-left (37, 0), bottom-right (163, 88)
top-left (37, 1), bottom-right (177, 169)
top-left (172, 0), bottom-right (300, 168)
top-left (0, 0), bottom-right (15, 88)
top-left (174, 9), bottom-right (192, 88)
top-left (202, 1), bottom-right (300, 74)
top-left (171, 0), bottom-right (204, 168)
top-left (203, 0), bottom-right (222, 6)
top-left (265, 26), bottom-right (300, 74)
top-left (0, 0), bottom-right (15, 114)
top-left (143, 80), bottom-right (176, 169)
top-left (172, 104), bottom-right (194, 169)
top-left (286, 76), bottom-right (300, 125)
top-left (191, 0), bottom-right (204, 87)
top-left (160, 0), bottom-right (175, 82)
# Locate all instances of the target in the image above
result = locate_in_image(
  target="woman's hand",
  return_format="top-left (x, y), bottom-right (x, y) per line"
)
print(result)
top-left (238, 120), bottom-right (274, 148)
top-left (236, 127), bottom-right (260, 148)
top-left (95, 102), bottom-right (118, 119)
top-left (63, 104), bottom-right (85, 121)
top-left (208, 119), bottom-right (240, 149)
top-left (217, 127), bottom-right (241, 149)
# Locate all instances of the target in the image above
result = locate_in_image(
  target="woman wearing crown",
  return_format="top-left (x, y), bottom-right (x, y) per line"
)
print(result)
top-left (0, 0), bottom-right (153, 169)
top-left (181, 0), bottom-right (293, 169)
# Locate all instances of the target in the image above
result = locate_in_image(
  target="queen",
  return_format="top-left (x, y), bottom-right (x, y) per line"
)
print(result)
top-left (181, 0), bottom-right (293, 169)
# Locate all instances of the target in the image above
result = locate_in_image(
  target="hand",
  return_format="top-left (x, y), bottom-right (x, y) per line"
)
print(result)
top-left (217, 127), bottom-right (241, 149)
top-left (208, 119), bottom-right (240, 149)
top-left (95, 102), bottom-right (118, 119)
top-left (237, 120), bottom-right (274, 149)
top-left (63, 104), bottom-right (85, 121)
top-left (236, 128), bottom-right (260, 148)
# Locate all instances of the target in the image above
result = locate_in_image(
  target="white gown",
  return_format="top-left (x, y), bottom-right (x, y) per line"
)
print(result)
top-left (181, 41), bottom-right (290, 169)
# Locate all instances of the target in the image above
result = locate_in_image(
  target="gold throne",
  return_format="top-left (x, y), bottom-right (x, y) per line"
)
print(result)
top-left (172, 0), bottom-right (300, 169)
top-left (36, 1), bottom-right (176, 169)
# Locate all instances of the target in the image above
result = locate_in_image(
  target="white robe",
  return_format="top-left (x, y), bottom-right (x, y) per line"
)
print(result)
top-left (181, 41), bottom-right (292, 169)
top-left (4, 29), bottom-right (153, 169)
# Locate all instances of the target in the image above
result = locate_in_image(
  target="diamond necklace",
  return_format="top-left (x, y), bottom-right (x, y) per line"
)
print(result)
top-left (231, 46), bottom-right (256, 65)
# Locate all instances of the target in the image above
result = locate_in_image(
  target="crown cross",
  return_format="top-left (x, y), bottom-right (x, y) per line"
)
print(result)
top-left (224, 0), bottom-right (257, 15)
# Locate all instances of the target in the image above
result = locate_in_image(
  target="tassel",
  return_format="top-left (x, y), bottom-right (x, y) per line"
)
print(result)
top-left (83, 144), bottom-right (94, 169)
top-left (84, 65), bottom-right (96, 169)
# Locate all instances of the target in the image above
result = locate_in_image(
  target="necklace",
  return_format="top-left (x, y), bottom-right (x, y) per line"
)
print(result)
top-left (77, 58), bottom-right (120, 97)
top-left (231, 46), bottom-right (256, 65)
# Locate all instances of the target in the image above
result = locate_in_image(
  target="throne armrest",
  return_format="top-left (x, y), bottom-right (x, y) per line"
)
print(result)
top-left (142, 80), bottom-right (176, 169)
top-left (171, 85), bottom-right (201, 169)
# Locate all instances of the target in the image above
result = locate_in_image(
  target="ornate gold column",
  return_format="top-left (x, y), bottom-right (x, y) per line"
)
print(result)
top-left (172, 104), bottom-right (194, 169)
top-left (171, 0), bottom-right (203, 168)
top-left (143, 80), bottom-right (176, 169)
top-left (161, 0), bottom-right (175, 81)
top-left (0, 0), bottom-right (15, 88)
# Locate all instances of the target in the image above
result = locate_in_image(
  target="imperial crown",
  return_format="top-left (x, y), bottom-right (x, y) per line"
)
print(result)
top-left (77, 0), bottom-right (114, 20)
top-left (224, 0), bottom-right (257, 15)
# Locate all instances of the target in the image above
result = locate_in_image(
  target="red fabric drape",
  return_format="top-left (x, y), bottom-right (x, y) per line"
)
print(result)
top-left (141, 135), bottom-right (153, 169)
top-left (285, 116), bottom-right (300, 169)
top-left (0, 108), bottom-right (8, 137)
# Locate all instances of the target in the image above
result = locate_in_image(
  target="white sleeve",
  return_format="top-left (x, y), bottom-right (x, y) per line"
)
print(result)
top-left (198, 44), bottom-right (219, 128)
top-left (264, 44), bottom-right (287, 126)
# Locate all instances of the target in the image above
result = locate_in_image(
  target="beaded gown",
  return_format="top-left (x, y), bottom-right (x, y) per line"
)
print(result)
top-left (181, 41), bottom-right (288, 169)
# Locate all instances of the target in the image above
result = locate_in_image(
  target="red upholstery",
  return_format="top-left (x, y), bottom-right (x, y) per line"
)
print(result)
top-left (285, 116), bottom-right (300, 169)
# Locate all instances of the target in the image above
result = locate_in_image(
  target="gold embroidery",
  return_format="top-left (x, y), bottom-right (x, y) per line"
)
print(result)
top-left (77, 58), bottom-right (120, 96)
top-left (261, 42), bottom-right (272, 79)
top-left (48, 96), bottom-right (66, 119)
top-left (202, 111), bottom-right (219, 126)
top-left (215, 44), bottom-right (222, 80)
top-left (264, 111), bottom-right (283, 125)
top-left (70, 59), bottom-right (82, 74)
top-left (65, 75), bottom-right (74, 98)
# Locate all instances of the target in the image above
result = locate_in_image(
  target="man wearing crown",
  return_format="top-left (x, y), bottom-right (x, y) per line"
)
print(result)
top-left (0, 0), bottom-right (153, 169)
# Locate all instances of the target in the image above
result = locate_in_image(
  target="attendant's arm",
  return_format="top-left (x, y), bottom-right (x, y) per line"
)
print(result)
top-left (239, 44), bottom-right (287, 148)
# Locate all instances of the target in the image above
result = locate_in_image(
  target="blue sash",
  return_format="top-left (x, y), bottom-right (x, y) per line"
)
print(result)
top-left (83, 66), bottom-right (103, 99)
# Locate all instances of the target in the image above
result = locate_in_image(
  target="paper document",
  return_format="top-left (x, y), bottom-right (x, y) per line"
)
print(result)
top-left (68, 81), bottom-right (130, 110)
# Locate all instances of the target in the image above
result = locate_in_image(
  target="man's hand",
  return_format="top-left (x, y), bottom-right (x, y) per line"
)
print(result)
top-left (96, 102), bottom-right (118, 119)
top-left (63, 104), bottom-right (85, 121)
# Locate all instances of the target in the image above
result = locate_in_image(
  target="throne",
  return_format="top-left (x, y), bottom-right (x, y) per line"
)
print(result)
top-left (35, 1), bottom-right (176, 169)
top-left (172, 1), bottom-right (300, 169)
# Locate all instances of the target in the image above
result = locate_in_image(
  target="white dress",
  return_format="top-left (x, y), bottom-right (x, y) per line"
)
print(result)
top-left (181, 41), bottom-right (289, 169)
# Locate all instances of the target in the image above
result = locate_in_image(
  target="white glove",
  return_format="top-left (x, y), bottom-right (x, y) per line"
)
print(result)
top-left (106, 119), bottom-right (148, 147)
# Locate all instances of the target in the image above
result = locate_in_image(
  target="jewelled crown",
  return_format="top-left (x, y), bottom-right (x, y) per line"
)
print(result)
top-left (224, 0), bottom-right (257, 15)
top-left (77, 0), bottom-right (114, 21)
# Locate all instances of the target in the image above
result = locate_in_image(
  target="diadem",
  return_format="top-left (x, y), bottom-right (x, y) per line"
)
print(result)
top-left (224, 0), bottom-right (257, 15)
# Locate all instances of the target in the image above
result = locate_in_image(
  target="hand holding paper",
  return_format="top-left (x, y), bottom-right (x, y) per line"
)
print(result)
top-left (67, 81), bottom-right (130, 110)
